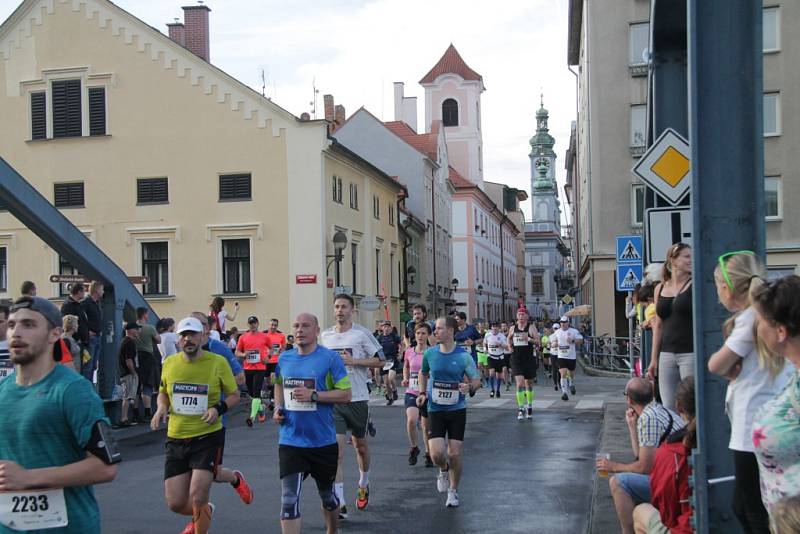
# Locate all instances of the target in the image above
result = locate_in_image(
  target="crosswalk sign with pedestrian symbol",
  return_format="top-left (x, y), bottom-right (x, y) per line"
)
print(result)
top-left (616, 235), bottom-right (643, 292)
top-left (617, 265), bottom-right (643, 291)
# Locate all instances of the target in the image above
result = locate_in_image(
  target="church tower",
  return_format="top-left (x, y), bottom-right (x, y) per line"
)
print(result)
top-left (420, 44), bottom-right (485, 186)
top-left (529, 96), bottom-right (560, 231)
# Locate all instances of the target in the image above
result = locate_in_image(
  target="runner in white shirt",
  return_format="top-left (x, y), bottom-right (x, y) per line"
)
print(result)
top-left (320, 294), bottom-right (384, 518)
top-left (550, 316), bottom-right (583, 401)
top-left (483, 322), bottom-right (508, 398)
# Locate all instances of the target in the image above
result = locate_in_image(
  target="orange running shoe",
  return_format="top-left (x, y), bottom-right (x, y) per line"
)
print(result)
top-left (233, 470), bottom-right (253, 505)
top-left (356, 485), bottom-right (369, 510)
top-left (179, 520), bottom-right (194, 534)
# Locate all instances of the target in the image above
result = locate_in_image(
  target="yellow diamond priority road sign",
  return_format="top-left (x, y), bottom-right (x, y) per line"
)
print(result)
top-left (632, 128), bottom-right (691, 205)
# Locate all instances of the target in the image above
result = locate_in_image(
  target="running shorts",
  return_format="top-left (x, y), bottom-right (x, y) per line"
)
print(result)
top-left (245, 369), bottom-right (266, 398)
top-left (557, 358), bottom-right (577, 371)
top-left (511, 355), bottom-right (537, 379)
top-left (488, 357), bottom-right (505, 372)
top-left (333, 401), bottom-right (369, 439)
top-left (477, 352), bottom-right (489, 366)
top-left (404, 393), bottom-right (428, 417)
top-left (428, 409), bottom-right (467, 441)
top-left (265, 362), bottom-right (278, 377)
top-left (278, 443), bottom-right (338, 481)
top-left (164, 428), bottom-right (225, 479)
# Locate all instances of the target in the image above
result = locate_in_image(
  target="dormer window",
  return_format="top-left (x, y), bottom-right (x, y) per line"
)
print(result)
top-left (442, 98), bottom-right (459, 127)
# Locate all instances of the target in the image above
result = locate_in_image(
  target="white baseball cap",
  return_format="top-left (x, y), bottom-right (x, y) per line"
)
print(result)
top-left (560, 316), bottom-right (570, 322)
top-left (176, 316), bottom-right (204, 334)
top-left (552, 323), bottom-right (560, 330)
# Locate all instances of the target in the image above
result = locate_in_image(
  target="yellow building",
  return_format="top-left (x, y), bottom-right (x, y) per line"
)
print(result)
top-left (0, 0), bottom-right (403, 328)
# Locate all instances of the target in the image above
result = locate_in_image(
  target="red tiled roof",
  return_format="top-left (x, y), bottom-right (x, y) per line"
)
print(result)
top-left (448, 166), bottom-right (473, 188)
top-left (383, 121), bottom-right (439, 160)
top-left (420, 44), bottom-right (483, 84)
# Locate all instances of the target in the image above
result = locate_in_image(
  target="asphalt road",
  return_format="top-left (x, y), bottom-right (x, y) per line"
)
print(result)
top-left (98, 381), bottom-right (605, 534)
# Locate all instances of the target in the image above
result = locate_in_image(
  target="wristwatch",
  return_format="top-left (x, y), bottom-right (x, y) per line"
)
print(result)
top-left (310, 391), bottom-right (319, 402)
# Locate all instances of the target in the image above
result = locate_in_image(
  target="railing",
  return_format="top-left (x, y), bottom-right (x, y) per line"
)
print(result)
top-left (580, 334), bottom-right (639, 374)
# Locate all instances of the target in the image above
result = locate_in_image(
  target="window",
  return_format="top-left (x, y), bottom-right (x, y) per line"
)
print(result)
top-left (442, 98), bottom-right (458, 127)
top-left (137, 178), bottom-right (168, 204)
top-left (531, 273), bottom-right (544, 295)
top-left (765, 176), bottom-right (781, 220)
top-left (631, 184), bottom-right (645, 227)
top-left (58, 255), bottom-right (80, 297)
top-left (763, 6), bottom-right (779, 52)
top-left (88, 87), bottom-right (106, 136)
top-left (629, 23), bottom-right (649, 65)
top-left (52, 79), bottom-right (82, 138)
top-left (764, 92), bottom-right (780, 136)
top-left (375, 249), bottom-right (381, 291)
top-left (349, 183), bottom-right (358, 209)
top-left (30, 92), bottom-right (46, 140)
top-left (373, 195), bottom-right (380, 219)
top-left (630, 104), bottom-right (646, 148)
top-left (221, 238), bottom-right (251, 294)
top-left (54, 182), bottom-right (84, 208)
top-left (142, 242), bottom-right (169, 295)
top-left (219, 173), bottom-right (251, 201)
top-left (390, 252), bottom-right (395, 296)
top-left (332, 176), bottom-right (343, 204)
top-left (351, 243), bottom-right (358, 294)
top-left (0, 247), bottom-right (6, 293)
top-left (388, 204), bottom-right (395, 226)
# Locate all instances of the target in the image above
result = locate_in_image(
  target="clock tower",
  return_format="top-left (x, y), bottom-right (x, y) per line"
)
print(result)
top-left (529, 96), bottom-right (559, 229)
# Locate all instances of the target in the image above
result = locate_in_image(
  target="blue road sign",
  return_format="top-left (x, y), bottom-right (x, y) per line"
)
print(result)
top-left (616, 264), bottom-right (644, 292)
top-left (616, 235), bottom-right (643, 264)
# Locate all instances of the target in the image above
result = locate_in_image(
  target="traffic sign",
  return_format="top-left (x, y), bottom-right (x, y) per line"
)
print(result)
top-left (645, 206), bottom-right (693, 263)
top-left (616, 264), bottom-right (643, 291)
top-left (49, 274), bottom-right (89, 284)
top-left (359, 296), bottom-right (381, 312)
top-left (561, 294), bottom-right (574, 305)
top-left (632, 128), bottom-right (691, 205)
top-left (616, 235), bottom-right (643, 264)
top-left (128, 276), bottom-right (150, 285)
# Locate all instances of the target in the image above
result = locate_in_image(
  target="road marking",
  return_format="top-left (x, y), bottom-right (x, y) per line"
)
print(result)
top-left (532, 400), bottom-right (555, 409)
top-left (575, 399), bottom-right (605, 411)
top-left (475, 398), bottom-right (509, 408)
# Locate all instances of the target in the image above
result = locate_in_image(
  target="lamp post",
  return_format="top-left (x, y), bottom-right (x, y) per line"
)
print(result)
top-left (450, 278), bottom-right (459, 314)
top-left (326, 230), bottom-right (348, 287)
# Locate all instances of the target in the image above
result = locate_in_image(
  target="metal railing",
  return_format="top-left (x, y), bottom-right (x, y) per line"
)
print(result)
top-left (580, 334), bottom-right (639, 374)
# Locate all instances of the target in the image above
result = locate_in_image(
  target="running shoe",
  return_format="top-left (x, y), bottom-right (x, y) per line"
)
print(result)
top-left (367, 420), bottom-right (377, 437)
top-left (268, 400), bottom-right (275, 412)
top-left (393, 390), bottom-right (398, 401)
top-left (561, 393), bottom-right (569, 401)
top-left (570, 385), bottom-right (577, 395)
top-left (246, 417), bottom-right (253, 428)
top-left (232, 470), bottom-right (253, 505)
top-left (554, 385), bottom-right (559, 391)
top-left (425, 454), bottom-right (434, 468)
top-left (356, 485), bottom-right (369, 510)
top-left (526, 406), bottom-right (533, 420)
top-left (339, 505), bottom-right (348, 520)
top-left (505, 383), bottom-right (510, 392)
top-left (495, 389), bottom-right (501, 398)
top-left (534, 376), bottom-right (538, 384)
top-left (386, 397), bottom-right (394, 406)
top-left (517, 409), bottom-right (525, 421)
top-left (446, 489), bottom-right (460, 508)
top-left (409, 446), bottom-right (421, 466)
top-left (257, 411), bottom-right (266, 423)
top-left (180, 503), bottom-right (214, 534)
top-left (437, 470), bottom-right (450, 493)
top-left (489, 390), bottom-right (495, 398)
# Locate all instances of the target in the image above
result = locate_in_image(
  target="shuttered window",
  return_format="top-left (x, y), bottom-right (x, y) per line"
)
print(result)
top-left (137, 178), bottom-right (168, 204)
top-left (54, 182), bottom-right (85, 208)
top-left (52, 79), bottom-right (82, 138)
top-left (219, 173), bottom-right (252, 201)
top-left (88, 87), bottom-right (106, 136)
top-left (31, 92), bottom-right (46, 140)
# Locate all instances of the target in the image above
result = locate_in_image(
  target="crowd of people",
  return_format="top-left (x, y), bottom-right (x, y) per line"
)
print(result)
top-left (600, 245), bottom-right (800, 534)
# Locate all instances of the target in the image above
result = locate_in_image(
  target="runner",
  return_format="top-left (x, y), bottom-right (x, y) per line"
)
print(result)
top-left (236, 316), bottom-right (270, 427)
top-left (501, 322), bottom-right (513, 392)
top-left (484, 322), bottom-right (509, 398)
top-left (416, 316), bottom-right (481, 508)
top-left (376, 321), bottom-right (402, 405)
top-left (152, 316), bottom-right (248, 534)
top-left (550, 316), bottom-right (583, 401)
top-left (0, 296), bottom-right (119, 533)
top-left (508, 308), bottom-right (541, 421)
top-left (402, 322), bottom-right (433, 467)
top-left (320, 294), bottom-right (385, 518)
top-left (454, 312), bottom-right (482, 366)
top-left (264, 318), bottom-right (287, 411)
top-left (273, 312), bottom-right (351, 534)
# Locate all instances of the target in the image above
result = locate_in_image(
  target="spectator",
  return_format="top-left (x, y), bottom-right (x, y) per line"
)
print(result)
top-left (61, 314), bottom-right (82, 372)
top-left (116, 321), bottom-right (141, 427)
top-left (60, 283), bottom-right (90, 374)
top-left (134, 306), bottom-right (161, 421)
top-left (207, 314), bottom-right (221, 341)
top-left (632, 376), bottom-right (697, 534)
top-left (20, 280), bottom-right (36, 297)
top-left (0, 304), bottom-right (9, 361)
top-left (596, 377), bottom-right (685, 534)
top-left (227, 326), bottom-right (240, 351)
top-left (209, 296), bottom-right (238, 337)
top-left (770, 495), bottom-right (800, 534)
top-left (750, 275), bottom-right (800, 518)
top-left (81, 281), bottom-right (104, 380)
top-left (156, 317), bottom-right (178, 362)
top-left (649, 243), bottom-right (694, 410)
top-left (708, 252), bottom-right (794, 533)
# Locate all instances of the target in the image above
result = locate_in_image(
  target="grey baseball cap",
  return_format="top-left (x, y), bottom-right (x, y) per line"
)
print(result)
top-left (11, 296), bottom-right (63, 329)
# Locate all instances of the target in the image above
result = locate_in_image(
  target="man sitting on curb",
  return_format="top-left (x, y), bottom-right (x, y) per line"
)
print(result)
top-left (595, 377), bottom-right (685, 534)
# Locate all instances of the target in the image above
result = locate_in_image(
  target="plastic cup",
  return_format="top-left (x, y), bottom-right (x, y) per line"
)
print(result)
top-left (597, 453), bottom-right (611, 477)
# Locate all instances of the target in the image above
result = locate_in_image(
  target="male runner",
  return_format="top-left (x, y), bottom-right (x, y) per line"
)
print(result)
top-left (376, 321), bottom-right (401, 405)
top-left (508, 308), bottom-right (541, 421)
top-left (416, 316), bottom-right (481, 508)
top-left (454, 312), bottom-right (482, 366)
top-left (236, 316), bottom-right (270, 426)
top-left (320, 294), bottom-right (384, 517)
top-left (550, 316), bottom-right (583, 401)
top-left (273, 312), bottom-right (351, 534)
top-left (264, 318), bottom-right (287, 410)
top-left (500, 322), bottom-right (513, 392)
top-left (152, 317), bottom-right (245, 534)
top-left (483, 322), bottom-right (508, 398)
top-left (0, 296), bottom-right (118, 533)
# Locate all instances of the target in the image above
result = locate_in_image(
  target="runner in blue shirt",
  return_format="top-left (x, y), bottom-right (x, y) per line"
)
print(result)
top-left (416, 316), bottom-right (481, 509)
top-left (273, 313), bottom-right (351, 534)
top-left (454, 311), bottom-right (482, 365)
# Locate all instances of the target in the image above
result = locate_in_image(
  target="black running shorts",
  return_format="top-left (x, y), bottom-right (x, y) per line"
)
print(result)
top-left (427, 409), bottom-right (467, 441)
top-left (511, 355), bottom-right (537, 379)
top-left (404, 393), bottom-right (428, 417)
top-left (164, 428), bottom-right (225, 480)
top-left (245, 370), bottom-right (266, 398)
top-left (278, 443), bottom-right (338, 482)
top-left (488, 357), bottom-right (505, 372)
top-left (557, 358), bottom-right (577, 371)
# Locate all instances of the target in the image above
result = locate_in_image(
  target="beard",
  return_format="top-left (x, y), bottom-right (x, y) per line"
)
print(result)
top-left (183, 343), bottom-right (200, 357)
top-left (10, 340), bottom-right (48, 366)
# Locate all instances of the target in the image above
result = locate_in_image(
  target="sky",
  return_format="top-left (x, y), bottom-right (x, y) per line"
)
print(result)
top-left (0, 0), bottom-right (576, 220)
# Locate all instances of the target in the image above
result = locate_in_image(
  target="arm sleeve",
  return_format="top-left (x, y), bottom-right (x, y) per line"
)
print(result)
top-left (64, 380), bottom-right (108, 448)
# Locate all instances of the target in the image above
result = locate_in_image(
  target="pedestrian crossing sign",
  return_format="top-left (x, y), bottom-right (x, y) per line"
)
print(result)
top-left (616, 264), bottom-right (643, 291)
top-left (616, 235), bottom-right (643, 264)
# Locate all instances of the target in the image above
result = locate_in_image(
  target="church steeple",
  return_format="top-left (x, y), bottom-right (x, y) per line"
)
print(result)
top-left (530, 95), bottom-right (556, 158)
top-left (529, 94), bottom-right (559, 226)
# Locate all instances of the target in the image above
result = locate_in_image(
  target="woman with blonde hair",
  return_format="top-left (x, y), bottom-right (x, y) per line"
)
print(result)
top-left (648, 243), bottom-right (694, 410)
top-left (708, 252), bottom-right (793, 533)
top-left (61, 314), bottom-right (81, 372)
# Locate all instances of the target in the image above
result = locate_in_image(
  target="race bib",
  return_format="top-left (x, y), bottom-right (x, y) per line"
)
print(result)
top-left (408, 372), bottom-right (419, 391)
top-left (284, 377), bottom-right (317, 411)
top-left (0, 361), bottom-right (12, 383)
top-left (488, 344), bottom-right (503, 356)
top-left (431, 380), bottom-right (460, 406)
top-left (0, 489), bottom-right (67, 531)
top-left (513, 333), bottom-right (528, 347)
top-left (271, 344), bottom-right (281, 357)
top-left (172, 383), bottom-right (209, 415)
top-left (245, 350), bottom-right (261, 364)
top-left (559, 346), bottom-right (570, 357)
top-left (336, 348), bottom-right (355, 374)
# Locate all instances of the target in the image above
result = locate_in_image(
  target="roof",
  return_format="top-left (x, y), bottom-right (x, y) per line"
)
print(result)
top-left (383, 120), bottom-right (439, 160)
top-left (447, 166), bottom-right (473, 188)
top-left (420, 44), bottom-right (483, 84)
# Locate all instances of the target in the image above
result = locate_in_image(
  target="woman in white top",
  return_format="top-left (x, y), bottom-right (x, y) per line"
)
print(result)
top-left (156, 317), bottom-right (178, 362)
top-left (209, 296), bottom-right (239, 337)
top-left (708, 251), bottom-right (793, 533)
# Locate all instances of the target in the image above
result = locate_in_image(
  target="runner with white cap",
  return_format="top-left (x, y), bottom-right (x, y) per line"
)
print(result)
top-left (550, 316), bottom-right (583, 401)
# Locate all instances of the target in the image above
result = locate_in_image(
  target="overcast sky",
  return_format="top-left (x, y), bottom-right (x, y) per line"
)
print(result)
top-left (0, 0), bottom-right (576, 220)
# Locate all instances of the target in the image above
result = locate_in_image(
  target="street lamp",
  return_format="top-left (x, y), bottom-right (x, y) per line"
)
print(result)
top-left (407, 265), bottom-right (416, 286)
top-left (326, 229), bottom-right (348, 286)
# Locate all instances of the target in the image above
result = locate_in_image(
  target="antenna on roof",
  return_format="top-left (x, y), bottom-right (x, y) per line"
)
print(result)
top-left (261, 69), bottom-right (266, 97)
top-left (310, 78), bottom-right (319, 118)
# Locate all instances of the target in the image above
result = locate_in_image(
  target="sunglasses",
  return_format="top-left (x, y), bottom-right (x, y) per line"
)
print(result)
top-left (718, 250), bottom-right (755, 291)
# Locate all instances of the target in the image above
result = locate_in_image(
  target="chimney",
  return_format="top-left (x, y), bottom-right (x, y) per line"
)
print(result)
top-left (323, 94), bottom-right (335, 123)
top-left (393, 82), bottom-right (404, 121)
top-left (393, 81), bottom-right (417, 132)
top-left (182, 3), bottom-right (210, 62)
top-left (167, 20), bottom-right (185, 46)
top-left (334, 104), bottom-right (346, 127)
